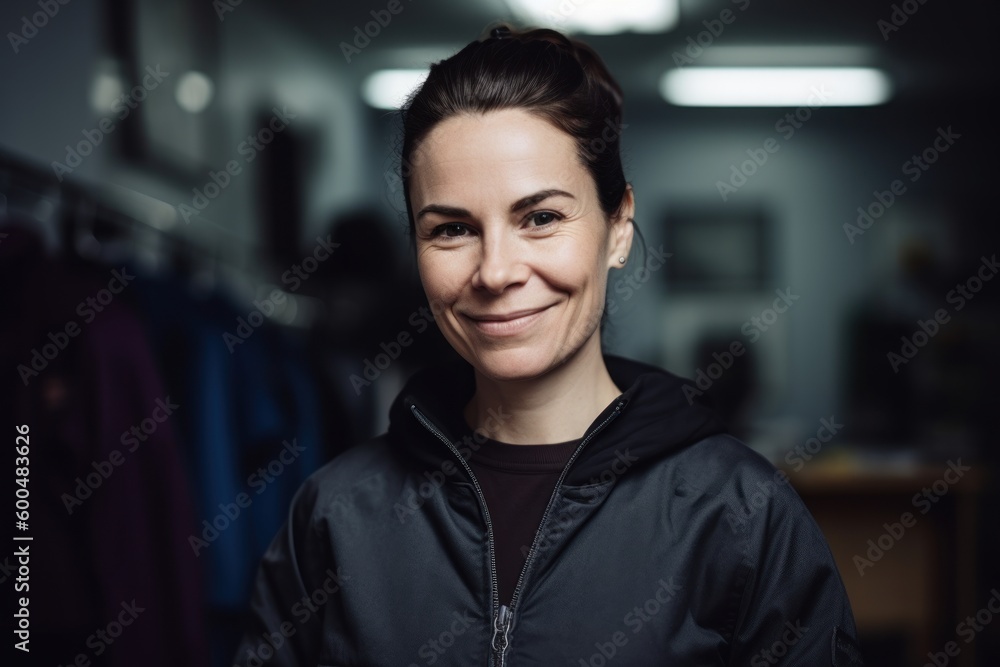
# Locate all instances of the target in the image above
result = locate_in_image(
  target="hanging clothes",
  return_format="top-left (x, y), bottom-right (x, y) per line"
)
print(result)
top-left (1, 222), bottom-right (210, 667)
top-left (132, 272), bottom-right (326, 667)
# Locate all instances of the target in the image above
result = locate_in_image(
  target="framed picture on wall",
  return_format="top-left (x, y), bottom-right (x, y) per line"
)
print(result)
top-left (102, 0), bottom-right (221, 182)
top-left (664, 204), bottom-right (772, 292)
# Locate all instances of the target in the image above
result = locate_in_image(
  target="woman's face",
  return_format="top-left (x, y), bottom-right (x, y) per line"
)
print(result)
top-left (409, 108), bottom-right (633, 381)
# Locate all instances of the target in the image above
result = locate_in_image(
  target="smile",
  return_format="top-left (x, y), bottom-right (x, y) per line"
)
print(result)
top-left (464, 306), bottom-right (552, 337)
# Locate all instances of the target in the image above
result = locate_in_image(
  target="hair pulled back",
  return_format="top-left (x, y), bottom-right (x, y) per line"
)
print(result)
top-left (398, 23), bottom-right (628, 234)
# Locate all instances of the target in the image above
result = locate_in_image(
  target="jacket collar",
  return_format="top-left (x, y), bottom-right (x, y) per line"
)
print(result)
top-left (388, 354), bottom-right (729, 485)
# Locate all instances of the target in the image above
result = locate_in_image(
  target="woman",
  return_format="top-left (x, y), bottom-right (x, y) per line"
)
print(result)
top-left (235, 24), bottom-right (864, 666)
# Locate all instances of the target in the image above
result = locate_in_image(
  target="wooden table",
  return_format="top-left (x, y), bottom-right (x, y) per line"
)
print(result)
top-left (781, 458), bottom-right (985, 667)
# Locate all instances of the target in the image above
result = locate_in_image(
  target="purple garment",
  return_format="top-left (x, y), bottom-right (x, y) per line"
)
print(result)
top-left (2, 224), bottom-right (209, 666)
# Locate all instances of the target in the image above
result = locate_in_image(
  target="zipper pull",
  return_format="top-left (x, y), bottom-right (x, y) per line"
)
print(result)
top-left (491, 604), bottom-right (512, 666)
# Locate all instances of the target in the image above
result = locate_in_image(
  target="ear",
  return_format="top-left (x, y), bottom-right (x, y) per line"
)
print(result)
top-left (606, 184), bottom-right (636, 270)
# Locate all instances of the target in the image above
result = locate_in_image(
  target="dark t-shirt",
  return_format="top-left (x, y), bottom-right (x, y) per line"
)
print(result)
top-left (465, 434), bottom-right (581, 607)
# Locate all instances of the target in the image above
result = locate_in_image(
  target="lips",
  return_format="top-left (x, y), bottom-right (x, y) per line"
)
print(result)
top-left (463, 306), bottom-right (552, 336)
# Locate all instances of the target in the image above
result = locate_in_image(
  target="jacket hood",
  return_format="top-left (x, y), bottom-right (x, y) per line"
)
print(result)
top-left (387, 354), bottom-right (729, 486)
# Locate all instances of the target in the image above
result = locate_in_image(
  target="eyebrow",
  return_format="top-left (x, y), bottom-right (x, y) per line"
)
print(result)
top-left (415, 189), bottom-right (575, 220)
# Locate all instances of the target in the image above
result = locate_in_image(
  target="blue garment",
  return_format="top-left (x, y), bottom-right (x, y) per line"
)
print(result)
top-left (133, 273), bottom-right (325, 665)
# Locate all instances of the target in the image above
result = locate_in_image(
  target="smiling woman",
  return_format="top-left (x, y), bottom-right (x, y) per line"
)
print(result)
top-left (410, 108), bottom-right (631, 405)
top-left (234, 23), bottom-right (865, 667)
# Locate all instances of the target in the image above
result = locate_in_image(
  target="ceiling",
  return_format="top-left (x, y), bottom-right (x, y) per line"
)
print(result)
top-left (258, 0), bottom-right (998, 106)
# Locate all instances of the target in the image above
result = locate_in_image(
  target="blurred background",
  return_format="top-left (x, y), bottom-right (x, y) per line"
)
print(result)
top-left (1, 0), bottom-right (997, 665)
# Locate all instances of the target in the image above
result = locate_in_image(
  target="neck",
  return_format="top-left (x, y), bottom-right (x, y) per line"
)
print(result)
top-left (464, 336), bottom-right (622, 445)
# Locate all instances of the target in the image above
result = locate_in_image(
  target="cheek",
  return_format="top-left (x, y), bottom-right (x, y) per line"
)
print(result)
top-left (544, 230), bottom-right (610, 296)
top-left (417, 250), bottom-right (467, 303)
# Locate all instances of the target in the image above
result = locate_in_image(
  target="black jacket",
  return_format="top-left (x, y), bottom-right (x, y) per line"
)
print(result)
top-left (234, 355), bottom-right (864, 666)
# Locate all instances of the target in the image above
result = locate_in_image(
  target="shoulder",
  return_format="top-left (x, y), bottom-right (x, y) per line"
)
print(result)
top-left (671, 433), bottom-right (790, 493)
top-left (289, 433), bottom-right (406, 527)
top-left (665, 434), bottom-right (811, 531)
top-left (307, 433), bottom-right (398, 485)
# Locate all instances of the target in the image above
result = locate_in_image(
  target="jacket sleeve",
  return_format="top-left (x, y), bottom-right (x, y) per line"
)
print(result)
top-left (726, 472), bottom-right (865, 667)
top-left (232, 477), bottom-right (332, 667)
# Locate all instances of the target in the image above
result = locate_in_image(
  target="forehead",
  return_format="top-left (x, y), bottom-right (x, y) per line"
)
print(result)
top-left (409, 108), bottom-right (589, 205)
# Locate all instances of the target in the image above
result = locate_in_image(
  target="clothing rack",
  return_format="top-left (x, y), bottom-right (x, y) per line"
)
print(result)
top-left (0, 148), bottom-right (271, 301)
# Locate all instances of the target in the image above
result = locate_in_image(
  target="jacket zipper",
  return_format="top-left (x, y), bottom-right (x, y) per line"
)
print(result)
top-left (410, 407), bottom-right (506, 665)
top-left (491, 603), bottom-right (512, 667)
top-left (411, 398), bottom-right (627, 667)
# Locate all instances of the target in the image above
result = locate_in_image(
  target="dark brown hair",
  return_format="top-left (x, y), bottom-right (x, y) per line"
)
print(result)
top-left (398, 23), bottom-right (629, 234)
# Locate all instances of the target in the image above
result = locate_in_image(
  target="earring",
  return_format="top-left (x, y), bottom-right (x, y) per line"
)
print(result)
top-left (619, 217), bottom-right (632, 265)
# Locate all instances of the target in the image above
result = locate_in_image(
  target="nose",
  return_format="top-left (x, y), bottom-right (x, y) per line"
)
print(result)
top-left (471, 228), bottom-right (529, 295)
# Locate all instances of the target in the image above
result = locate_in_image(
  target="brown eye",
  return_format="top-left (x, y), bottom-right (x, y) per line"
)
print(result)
top-left (432, 223), bottom-right (469, 238)
top-left (527, 211), bottom-right (559, 227)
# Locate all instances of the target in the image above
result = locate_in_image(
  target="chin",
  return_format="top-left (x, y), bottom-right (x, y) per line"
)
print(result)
top-left (464, 345), bottom-right (560, 382)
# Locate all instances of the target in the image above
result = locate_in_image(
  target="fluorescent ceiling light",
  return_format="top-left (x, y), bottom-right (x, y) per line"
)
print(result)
top-left (660, 67), bottom-right (892, 107)
top-left (362, 69), bottom-right (429, 109)
top-left (90, 58), bottom-right (124, 113)
top-left (506, 0), bottom-right (678, 34)
top-left (91, 71), bottom-right (124, 114)
top-left (695, 46), bottom-right (877, 68)
top-left (175, 71), bottom-right (214, 113)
